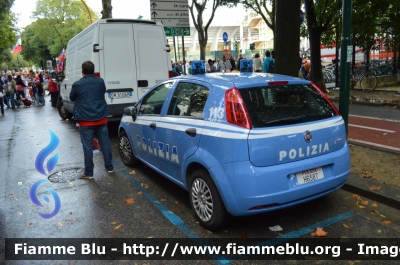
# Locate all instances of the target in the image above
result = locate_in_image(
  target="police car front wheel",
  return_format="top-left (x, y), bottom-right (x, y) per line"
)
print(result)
top-left (119, 131), bottom-right (137, 166)
top-left (189, 168), bottom-right (228, 231)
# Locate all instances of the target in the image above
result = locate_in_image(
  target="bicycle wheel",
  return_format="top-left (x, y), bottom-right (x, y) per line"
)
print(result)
top-left (360, 70), bottom-right (378, 92)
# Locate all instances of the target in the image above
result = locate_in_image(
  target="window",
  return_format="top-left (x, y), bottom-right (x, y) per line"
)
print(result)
top-left (139, 82), bottom-right (174, 115)
top-left (167, 82), bottom-right (209, 119)
top-left (239, 84), bottom-right (338, 127)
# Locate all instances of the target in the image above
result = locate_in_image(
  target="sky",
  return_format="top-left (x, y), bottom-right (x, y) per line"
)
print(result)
top-left (11, 0), bottom-right (244, 30)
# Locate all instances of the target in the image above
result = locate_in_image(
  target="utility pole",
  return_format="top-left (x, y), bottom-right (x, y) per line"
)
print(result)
top-left (339, 0), bottom-right (353, 135)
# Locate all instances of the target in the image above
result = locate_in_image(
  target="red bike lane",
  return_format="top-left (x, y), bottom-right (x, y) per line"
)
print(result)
top-left (347, 115), bottom-right (400, 153)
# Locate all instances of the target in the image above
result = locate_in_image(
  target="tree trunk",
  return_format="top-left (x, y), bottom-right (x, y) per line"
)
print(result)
top-left (275, 0), bottom-right (301, 76)
top-left (101, 0), bottom-right (112, 19)
top-left (305, 0), bottom-right (327, 92)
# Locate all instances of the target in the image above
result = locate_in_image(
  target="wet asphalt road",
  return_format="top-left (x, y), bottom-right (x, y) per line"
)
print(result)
top-left (1, 100), bottom-right (400, 265)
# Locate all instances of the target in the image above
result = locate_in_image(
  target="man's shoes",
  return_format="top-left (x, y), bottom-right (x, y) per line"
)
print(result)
top-left (79, 174), bottom-right (93, 180)
top-left (105, 168), bottom-right (114, 173)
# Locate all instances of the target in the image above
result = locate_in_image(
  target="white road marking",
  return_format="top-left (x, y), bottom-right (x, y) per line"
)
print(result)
top-left (348, 124), bottom-right (395, 133)
top-left (348, 138), bottom-right (400, 152)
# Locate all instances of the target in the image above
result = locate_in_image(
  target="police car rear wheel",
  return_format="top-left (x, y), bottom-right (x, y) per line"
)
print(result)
top-left (58, 101), bottom-right (73, 120)
top-left (119, 131), bottom-right (136, 166)
top-left (189, 169), bottom-right (227, 231)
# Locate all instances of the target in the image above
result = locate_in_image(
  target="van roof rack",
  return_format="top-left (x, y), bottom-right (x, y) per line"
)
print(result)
top-left (105, 19), bottom-right (156, 25)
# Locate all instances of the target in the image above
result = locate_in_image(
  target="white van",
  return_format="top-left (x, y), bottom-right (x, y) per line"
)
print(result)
top-left (56, 19), bottom-right (172, 120)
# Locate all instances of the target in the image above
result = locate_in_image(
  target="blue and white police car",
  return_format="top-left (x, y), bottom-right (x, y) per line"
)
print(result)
top-left (118, 60), bottom-right (350, 230)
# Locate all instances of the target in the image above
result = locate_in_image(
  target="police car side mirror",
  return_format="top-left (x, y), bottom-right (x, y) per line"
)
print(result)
top-left (124, 106), bottom-right (137, 122)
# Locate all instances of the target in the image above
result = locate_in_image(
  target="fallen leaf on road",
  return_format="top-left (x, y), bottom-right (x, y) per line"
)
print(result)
top-left (361, 200), bottom-right (369, 206)
top-left (66, 219), bottom-right (78, 224)
top-left (357, 205), bottom-right (366, 208)
top-left (111, 221), bottom-right (117, 225)
top-left (372, 203), bottom-right (378, 208)
top-left (124, 198), bottom-right (135, 204)
top-left (352, 194), bottom-right (360, 199)
top-left (29, 222), bottom-right (33, 226)
top-left (114, 224), bottom-right (123, 230)
top-left (370, 210), bottom-right (386, 218)
top-left (175, 201), bottom-right (180, 204)
top-left (381, 220), bottom-right (392, 225)
top-left (172, 207), bottom-right (178, 212)
top-left (141, 183), bottom-right (149, 189)
top-left (58, 222), bottom-right (63, 226)
top-left (137, 191), bottom-right (143, 195)
top-left (237, 232), bottom-right (248, 238)
top-left (18, 182), bottom-right (22, 185)
top-left (311, 227), bottom-right (328, 237)
top-left (129, 170), bottom-right (136, 175)
top-left (110, 230), bottom-right (118, 235)
top-left (342, 223), bottom-right (351, 229)
top-left (369, 185), bottom-right (381, 191)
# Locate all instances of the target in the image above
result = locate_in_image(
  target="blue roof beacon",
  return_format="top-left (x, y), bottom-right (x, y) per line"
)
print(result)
top-left (191, 60), bottom-right (205, 75)
top-left (240, 59), bottom-right (253, 72)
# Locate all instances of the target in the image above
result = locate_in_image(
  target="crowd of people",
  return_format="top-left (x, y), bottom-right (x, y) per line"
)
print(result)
top-left (171, 50), bottom-right (277, 75)
top-left (0, 70), bottom-right (59, 117)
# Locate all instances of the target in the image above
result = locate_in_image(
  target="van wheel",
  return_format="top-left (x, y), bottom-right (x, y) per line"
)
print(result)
top-left (119, 131), bottom-right (137, 166)
top-left (189, 168), bottom-right (228, 231)
top-left (58, 101), bottom-right (73, 120)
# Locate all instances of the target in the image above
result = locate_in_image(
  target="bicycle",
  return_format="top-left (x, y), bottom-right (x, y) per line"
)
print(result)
top-left (350, 65), bottom-right (378, 93)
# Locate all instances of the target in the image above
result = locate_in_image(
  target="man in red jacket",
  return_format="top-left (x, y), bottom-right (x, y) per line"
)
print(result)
top-left (48, 74), bottom-right (58, 107)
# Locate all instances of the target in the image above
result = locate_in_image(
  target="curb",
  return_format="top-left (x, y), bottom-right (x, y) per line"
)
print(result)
top-left (341, 174), bottom-right (400, 210)
top-left (327, 96), bottom-right (400, 108)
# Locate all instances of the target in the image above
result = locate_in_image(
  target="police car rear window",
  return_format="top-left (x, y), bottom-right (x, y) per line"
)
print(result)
top-left (239, 84), bottom-right (338, 128)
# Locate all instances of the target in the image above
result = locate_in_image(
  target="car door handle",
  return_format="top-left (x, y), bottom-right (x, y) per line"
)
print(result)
top-left (149, 123), bottom-right (156, 130)
top-left (185, 128), bottom-right (196, 137)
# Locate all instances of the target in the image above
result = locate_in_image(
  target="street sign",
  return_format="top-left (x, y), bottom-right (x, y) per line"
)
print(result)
top-left (164, 27), bottom-right (190, 36)
top-left (223, 32), bottom-right (228, 42)
top-left (150, 0), bottom-right (190, 28)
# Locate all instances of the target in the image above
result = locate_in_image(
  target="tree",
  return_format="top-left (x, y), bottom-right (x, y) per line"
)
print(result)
top-left (20, 23), bottom-right (52, 68)
top-left (0, 0), bottom-right (17, 54)
top-left (189, 0), bottom-right (220, 61)
top-left (240, 0), bottom-right (276, 46)
top-left (275, 0), bottom-right (300, 76)
top-left (24, 0), bottom-right (99, 64)
top-left (304, 0), bottom-right (341, 92)
top-left (101, 0), bottom-right (112, 19)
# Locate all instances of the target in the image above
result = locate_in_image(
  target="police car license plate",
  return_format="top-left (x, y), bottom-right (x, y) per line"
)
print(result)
top-left (109, 92), bottom-right (132, 99)
top-left (296, 167), bottom-right (324, 185)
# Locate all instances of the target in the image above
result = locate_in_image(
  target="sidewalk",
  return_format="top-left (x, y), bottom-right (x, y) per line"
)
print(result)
top-left (326, 83), bottom-right (400, 210)
top-left (326, 84), bottom-right (400, 108)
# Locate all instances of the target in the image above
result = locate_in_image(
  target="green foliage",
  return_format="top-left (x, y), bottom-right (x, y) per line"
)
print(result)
top-left (0, 0), bottom-right (17, 54)
top-left (18, 0), bottom-right (99, 67)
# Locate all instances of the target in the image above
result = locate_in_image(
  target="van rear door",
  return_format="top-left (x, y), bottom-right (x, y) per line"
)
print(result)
top-left (98, 23), bottom-right (138, 108)
top-left (134, 24), bottom-right (170, 98)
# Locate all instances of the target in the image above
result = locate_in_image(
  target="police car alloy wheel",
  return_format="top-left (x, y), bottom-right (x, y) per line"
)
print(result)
top-left (189, 168), bottom-right (227, 231)
top-left (119, 131), bottom-right (137, 166)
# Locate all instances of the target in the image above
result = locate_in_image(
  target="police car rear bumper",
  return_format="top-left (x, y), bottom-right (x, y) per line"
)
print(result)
top-left (209, 144), bottom-right (350, 216)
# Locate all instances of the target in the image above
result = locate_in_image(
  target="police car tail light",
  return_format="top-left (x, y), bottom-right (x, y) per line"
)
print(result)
top-left (311, 82), bottom-right (341, 116)
top-left (168, 70), bottom-right (173, 78)
top-left (94, 72), bottom-right (100, 78)
top-left (225, 88), bottom-right (252, 129)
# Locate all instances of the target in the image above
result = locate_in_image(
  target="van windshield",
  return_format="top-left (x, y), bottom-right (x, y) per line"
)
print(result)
top-left (239, 84), bottom-right (338, 128)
